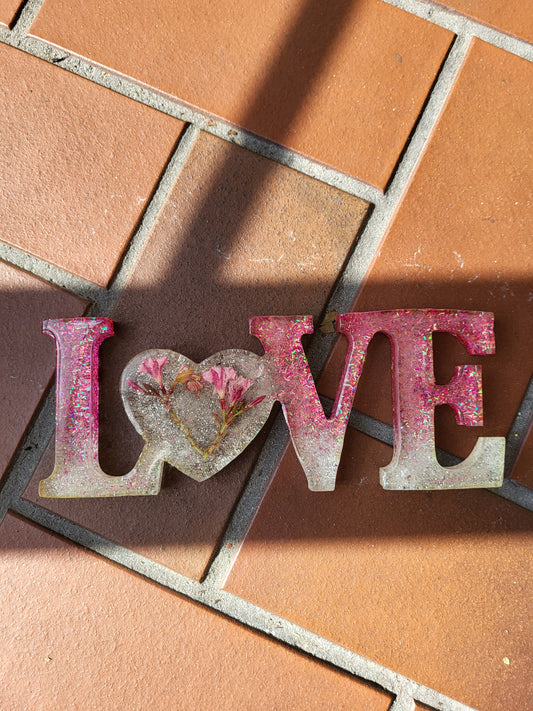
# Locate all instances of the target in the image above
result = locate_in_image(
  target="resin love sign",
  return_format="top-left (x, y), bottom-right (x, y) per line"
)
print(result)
top-left (38, 310), bottom-right (505, 498)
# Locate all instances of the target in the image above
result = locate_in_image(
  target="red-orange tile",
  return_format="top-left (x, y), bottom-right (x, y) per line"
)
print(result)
top-left (433, 0), bottom-right (533, 43)
top-left (0, 43), bottom-right (183, 286)
top-left (29, 0), bottom-right (452, 189)
top-left (319, 40), bottom-right (533, 459)
top-left (0, 0), bottom-right (22, 26)
top-left (0, 512), bottom-right (392, 710)
top-left (510, 423), bottom-right (533, 489)
top-left (226, 430), bottom-right (533, 711)
top-left (0, 261), bottom-right (85, 479)
top-left (24, 131), bottom-right (370, 579)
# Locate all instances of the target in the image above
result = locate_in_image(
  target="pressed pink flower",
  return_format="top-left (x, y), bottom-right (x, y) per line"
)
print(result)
top-left (246, 395), bottom-right (266, 409)
top-left (202, 366), bottom-right (237, 398)
top-left (127, 379), bottom-right (147, 394)
top-left (138, 356), bottom-right (167, 388)
top-left (225, 375), bottom-right (254, 408)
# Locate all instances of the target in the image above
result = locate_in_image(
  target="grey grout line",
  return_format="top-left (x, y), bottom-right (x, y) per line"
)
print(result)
top-left (202, 414), bottom-right (289, 587)
top-left (0, 389), bottom-right (55, 520)
top-left (488, 478), bottom-right (533, 512)
top-left (348, 407), bottom-right (395, 447)
top-left (201, 34), bottom-right (475, 587)
top-left (0, 7), bottom-right (529, 708)
top-left (319, 33), bottom-right (473, 321)
top-left (0, 122), bottom-right (198, 309)
top-left (350, 409), bottom-right (533, 513)
top-left (0, 127), bottom-right (199, 518)
top-left (389, 693), bottom-right (417, 711)
top-left (383, 0), bottom-right (533, 61)
top-left (8, 0), bottom-right (45, 39)
top-left (503, 377), bottom-right (533, 478)
top-left (0, 126), bottom-right (198, 507)
top-left (0, 242), bottom-right (105, 303)
top-left (201, 20), bottom-right (528, 581)
top-left (9, 496), bottom-right (475, 711)
top-left (89, 123), bottom-right (200, 316)
top-left (0, 31), bottom-right (381, 206)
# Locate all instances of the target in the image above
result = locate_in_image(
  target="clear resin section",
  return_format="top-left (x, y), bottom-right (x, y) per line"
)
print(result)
top-left (121, 349), bottom-right (276, 482)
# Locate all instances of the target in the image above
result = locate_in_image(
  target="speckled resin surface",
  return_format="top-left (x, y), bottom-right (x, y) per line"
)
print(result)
top-left (121, 350), bottom-right (276, 482)
top-left (39, 318), bottom-right (165, 497)
top-left (252, 310), bottom-right (504, 491)
top-left (39, 319), bottom-right (276, 497)
top-left (39, 312), bottom-right (504, 497)
top-left (339, 310), bottom-right (505, 490)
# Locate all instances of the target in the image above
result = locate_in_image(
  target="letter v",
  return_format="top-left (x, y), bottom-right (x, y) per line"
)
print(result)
top-left (250, 314), bottom-right (377, 490)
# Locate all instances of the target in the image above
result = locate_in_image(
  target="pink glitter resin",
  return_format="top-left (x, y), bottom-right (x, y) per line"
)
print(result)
top-left (39, 319), bottom-right (164, 497)
top-left (40, 311), bottom-right (504, 498)
top-left (251, 310), bottom-right (504, 491)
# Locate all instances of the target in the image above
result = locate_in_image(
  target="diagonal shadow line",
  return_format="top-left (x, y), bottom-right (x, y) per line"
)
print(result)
top-left (1, 1), bottom-right (531, 553)
top-left (98, 0), bottom-right (367, 471)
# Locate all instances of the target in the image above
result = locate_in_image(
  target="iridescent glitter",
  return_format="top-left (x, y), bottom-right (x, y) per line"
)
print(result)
top-left (250, 315), bottom-right (369, 491)
top-left (252, 311), bottom-right (504, 491)
top-left (349, 309), bottom-right (505, 490)
top-left (40, 311), bottom-right (504, 498)
top-left (121, 350), bottom-right (276, 482)
top-left (39, 318), bottom-right (276, 496)
top-left (40, 318), bottom-right (165, 497)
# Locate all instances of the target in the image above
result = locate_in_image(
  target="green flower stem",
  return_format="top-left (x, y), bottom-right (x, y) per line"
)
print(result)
top-left (160, 396), bottom-right (207, 457)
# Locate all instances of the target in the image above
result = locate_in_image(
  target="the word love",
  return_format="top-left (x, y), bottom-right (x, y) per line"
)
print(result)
top-left (39, 310), bottom-right (505, 498)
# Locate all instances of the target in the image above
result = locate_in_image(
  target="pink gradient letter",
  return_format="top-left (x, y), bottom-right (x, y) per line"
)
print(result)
top-left (251, 310), bottom-right (504, 491)
top-left (39, 318), bottom-right (164, 497)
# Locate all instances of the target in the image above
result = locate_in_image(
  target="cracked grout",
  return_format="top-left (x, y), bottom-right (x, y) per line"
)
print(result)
top-left (8, 496), bottom-right (475, 711)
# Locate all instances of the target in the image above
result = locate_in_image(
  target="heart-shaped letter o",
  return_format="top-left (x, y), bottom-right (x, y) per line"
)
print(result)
top-left (121, 349), bottom-right (277, 482)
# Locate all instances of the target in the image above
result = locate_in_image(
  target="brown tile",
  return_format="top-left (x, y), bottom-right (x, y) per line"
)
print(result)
top-left (319, 40), bottom-right (533, 460)
top-left (434, 0), bottom-right (533, 43)
top-left (24, 131), bottom-right (370, 579)
top-left (0, 0), bottom-right (22, 26)
top-left (225, 430), bottom-right (533, 711)
top-left (0, 43), bottom-right (183, 286)
top-left (0, 261), bottom-right (85, 480)
top-left (510, 424), bottom-right (533, 489)
top-left (0, 512), bottom-right (392, 710)
top-left (29, 0), bottom-right (452, 189)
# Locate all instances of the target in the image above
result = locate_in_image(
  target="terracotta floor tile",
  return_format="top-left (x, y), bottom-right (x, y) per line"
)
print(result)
top-left (29, 0), bottom-right (452, 189)
top-left (225, 430), bottom-right (533, 711)
top-left (433, 0), bottom-right (533, 43)
top-left (319, 39), bottom-right (533, 459)
top-left (510, 424), bottom-right (533, 489)
top-left (0, 512), bottom-right (392, 710)
top-left (0, 43), bottom-right (183, 286)
top-left (0, 0), bottom-right (22, 26)
top-left (24, 131), bottom-right (369, 579)
top-left (0, 261), bottom-right (85, 480)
